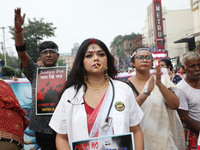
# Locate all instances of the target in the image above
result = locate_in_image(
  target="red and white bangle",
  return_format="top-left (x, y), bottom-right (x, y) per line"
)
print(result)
top-left (180, 116), bottom-right (189, 120)
top-left (14, 27), bottom-right (23, 33)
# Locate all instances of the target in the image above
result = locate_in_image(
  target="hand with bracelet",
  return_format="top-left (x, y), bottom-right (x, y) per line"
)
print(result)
top-left (14, 8), bottom-right (27, 53)
top-left (14, 8), bottom-right (60, 150)
top-left (145, 76), bottom-right (154, 96)
top-left (14, 8), bottom-right (26, 32)
top-left (137, 76), bottom-right (154, 106)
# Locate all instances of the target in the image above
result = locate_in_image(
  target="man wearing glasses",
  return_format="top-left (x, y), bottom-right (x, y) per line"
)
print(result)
top-left (177, 51), bottom-right (200, 150)
top-left (14, 8), bottom-right (59, 150)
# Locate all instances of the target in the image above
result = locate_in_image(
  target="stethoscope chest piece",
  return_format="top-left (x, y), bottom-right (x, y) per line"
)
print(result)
top-left (101, 117), bottom-right (112, 131)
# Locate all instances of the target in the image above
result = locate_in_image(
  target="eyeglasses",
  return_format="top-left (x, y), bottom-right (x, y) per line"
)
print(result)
top-left (40, 50), bottom-right (57, 56)
top-left (135, 55), bottom-right (152, 62)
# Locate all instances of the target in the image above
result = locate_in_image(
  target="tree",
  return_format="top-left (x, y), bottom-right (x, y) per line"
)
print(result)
top-left (110, 35), bottom-right (123, 47)
top-left (3, 66), bottom-right (17, 77)
top-left (6, 54), bottom-right (19, 69)
top-left (110, 32), bottom-right (140, 70)
top-left (110, 32), bottom-right (139, 57)
top-left (57, 59), bottom-right (66, 66)
top-left (10, 18), bottom-right (56, 62)
top-left (123, 32), bottom-right (138, 40)
top-left (0, 53), bottom-right (5, 66)
top-left (110, 32), bottom-right (138, 48)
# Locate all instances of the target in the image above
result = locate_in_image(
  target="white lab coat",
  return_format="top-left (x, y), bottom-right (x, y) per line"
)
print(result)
top-left (49, 78), bottom-right (143, 147)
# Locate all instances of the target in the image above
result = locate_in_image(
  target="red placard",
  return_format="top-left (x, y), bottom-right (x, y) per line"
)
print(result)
top-left (36, 66), bottom-right (67, 115)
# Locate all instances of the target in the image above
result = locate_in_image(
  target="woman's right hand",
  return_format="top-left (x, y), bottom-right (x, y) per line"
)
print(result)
top-left (14, 8), bottom-right (26, 28)
top-left (147, 76), bottom-right (154, 94)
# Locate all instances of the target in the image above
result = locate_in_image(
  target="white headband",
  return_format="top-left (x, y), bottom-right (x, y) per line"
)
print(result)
top-left (40, 48), bottom-right (59, 55)
top-left (131, 48), bottom-right (152, 58)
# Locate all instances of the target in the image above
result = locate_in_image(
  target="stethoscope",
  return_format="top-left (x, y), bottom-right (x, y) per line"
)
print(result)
top-left (67, 78), bottom-right (115, 131)
top-left (101, 78), bottom-right (115, 131)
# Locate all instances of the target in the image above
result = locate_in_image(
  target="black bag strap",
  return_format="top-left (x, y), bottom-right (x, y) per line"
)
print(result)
top-left (124, 79), bottom-right (140, 97)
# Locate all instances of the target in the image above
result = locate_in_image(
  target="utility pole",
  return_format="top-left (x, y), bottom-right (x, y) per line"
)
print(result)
top-left (0, 26), bottom-right (7, 66)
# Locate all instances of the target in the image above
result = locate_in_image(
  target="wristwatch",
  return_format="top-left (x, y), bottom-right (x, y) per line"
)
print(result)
top-left (143, 89), bottom-right (150, 96)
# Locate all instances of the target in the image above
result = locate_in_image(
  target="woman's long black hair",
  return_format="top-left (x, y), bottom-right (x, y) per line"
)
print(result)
top-left (65, 38), bottom-right (117, 94)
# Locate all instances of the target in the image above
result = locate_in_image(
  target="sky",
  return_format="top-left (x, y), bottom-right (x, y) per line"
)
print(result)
top-left (1, 0), bottom-right (189, 56)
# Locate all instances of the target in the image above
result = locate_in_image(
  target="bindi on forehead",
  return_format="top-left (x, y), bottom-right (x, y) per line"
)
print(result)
top-left (88, 44), bottom-right (101, 51)
top-left (92, 44), bottom-right (96, 50)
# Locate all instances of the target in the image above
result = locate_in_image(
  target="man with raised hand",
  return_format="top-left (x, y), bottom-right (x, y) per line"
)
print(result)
top-left (14, 8), bottom-right (59, 150)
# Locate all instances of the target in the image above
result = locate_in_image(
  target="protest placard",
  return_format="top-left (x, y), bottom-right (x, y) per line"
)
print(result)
top-left (36, 66), bottom-right (67, 115)
top-left (72, 133), bottom-right (134, 150)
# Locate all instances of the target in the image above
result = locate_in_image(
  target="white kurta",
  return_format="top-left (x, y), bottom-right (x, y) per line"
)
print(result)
top-left (49, 79), bottom-right (143, 147)
top-left (177, 79), bottom-right (200, 125)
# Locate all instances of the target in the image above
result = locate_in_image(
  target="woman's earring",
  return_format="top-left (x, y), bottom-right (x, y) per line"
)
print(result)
top-left (104, 68), bottom-right (109, 80)
top-left (84, 75), bottom-right (88, 83)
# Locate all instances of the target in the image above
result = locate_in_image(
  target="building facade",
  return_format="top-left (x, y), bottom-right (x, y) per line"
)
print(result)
top-left (142, 1), bottom-right (194, 58)
top-left (59, 53), bottom-right (75, 71)
top-left (59, 43), bottom-right (80, 71)
top-left (190, 0), bottom-right (200, 52)
top-left (111, 34), bottom-right (143, 71)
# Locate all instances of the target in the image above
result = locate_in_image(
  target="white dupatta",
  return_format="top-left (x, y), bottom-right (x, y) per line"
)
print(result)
top-left (140, 75), bottom-right (185, 150)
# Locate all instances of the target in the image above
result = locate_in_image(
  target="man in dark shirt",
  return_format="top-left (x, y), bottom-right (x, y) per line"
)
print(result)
top-left (14, 8), bottom-right (59, 150)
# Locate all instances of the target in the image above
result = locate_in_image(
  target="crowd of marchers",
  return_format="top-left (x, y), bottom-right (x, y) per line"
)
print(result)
top-left (0, 7), bottom-right (200, 150)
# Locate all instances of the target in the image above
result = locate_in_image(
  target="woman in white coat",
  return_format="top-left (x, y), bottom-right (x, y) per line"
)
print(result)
top-left (49, 38), bottom-right (144, 150)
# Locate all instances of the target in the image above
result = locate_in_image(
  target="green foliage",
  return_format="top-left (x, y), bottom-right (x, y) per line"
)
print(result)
top-left (2, 66), bottom-right (16, 77)
top-left (9, 18), bottom-right (56, 62)
top-left (0, 52), bottom-right (20, 69)
top-left (6, 54), bottom-right (19, 69)
top-left (123, 32), bottom-right (138, 40)
top-left (2, 66), bottom-right (22, 78)
top-left (57, 59), bottom-right (66, 66)
top-left (0, 53), bottom-right (5, 66)
top-left (110, 35), bottom-right (123, 47)
top-left (16, 69), bottom-right (22, 77)
top-left (110, 32), bottom-right (138, 48)
top-left (110, 32), bottom-right (139, 58)
top-left (0, 53), bottom-right (4, 60)
top-left (110, 32), bottom-right (140, 70)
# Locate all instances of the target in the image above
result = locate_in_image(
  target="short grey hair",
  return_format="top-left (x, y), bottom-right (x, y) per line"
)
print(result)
top-left (180, 51), bottom-right (200, 67)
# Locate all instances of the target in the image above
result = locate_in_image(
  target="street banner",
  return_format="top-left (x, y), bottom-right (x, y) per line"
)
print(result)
top-left (72, 133), bottom-right (134, 150)
top-left (153, 0), bottom-right (164, 49)
top-left (36, 66), bottom-right (67, 115)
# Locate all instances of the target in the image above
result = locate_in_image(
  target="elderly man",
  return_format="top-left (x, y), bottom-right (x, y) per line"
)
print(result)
top-left (177, 51), bottom-right (200, 149)
top-left (14, 8), bottom-right (60, 150)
